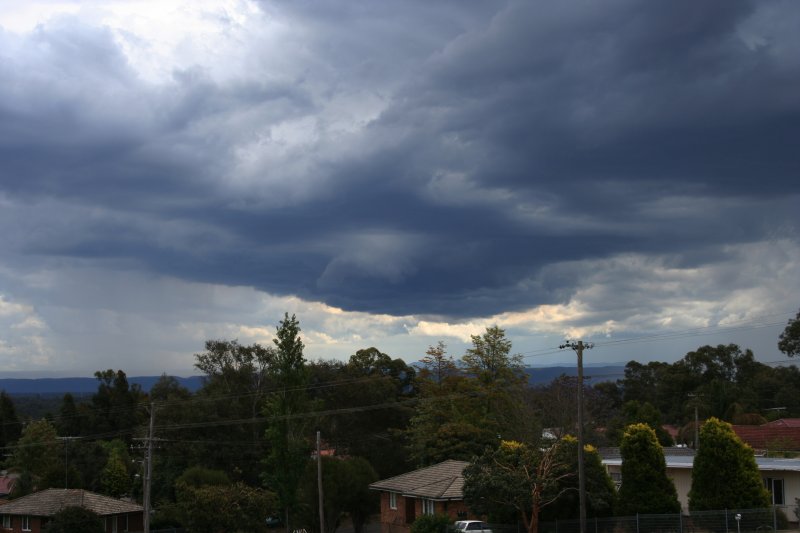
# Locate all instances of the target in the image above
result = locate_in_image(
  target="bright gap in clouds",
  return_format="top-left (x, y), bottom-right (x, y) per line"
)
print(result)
top-left (1, 237), bottom-right (797, 377)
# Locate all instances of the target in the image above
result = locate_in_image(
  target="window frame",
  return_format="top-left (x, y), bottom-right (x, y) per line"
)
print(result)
top-left (764, 477), bottom-right (785, 505)
top-left (389, 492), bottom-right (397, 510)
top-left (22, 515), bottom-right (31, 532)
top-left (422, 499), bottom-right (436, 515)
top-left (2, 515), bottom-right (11, 529)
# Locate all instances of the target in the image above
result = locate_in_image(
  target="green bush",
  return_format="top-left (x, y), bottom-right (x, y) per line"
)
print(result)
top-left (410, 514), bottom-right (452, 533)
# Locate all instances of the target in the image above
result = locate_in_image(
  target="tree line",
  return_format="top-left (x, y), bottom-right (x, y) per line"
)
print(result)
top-left (0, 309), bottom-right (797, 532)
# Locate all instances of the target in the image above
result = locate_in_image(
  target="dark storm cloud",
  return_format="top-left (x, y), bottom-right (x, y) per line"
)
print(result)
top-left (2, 0), bottom-right (799, 321)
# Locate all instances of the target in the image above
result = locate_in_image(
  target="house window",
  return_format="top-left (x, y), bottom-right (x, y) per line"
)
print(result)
top-left (2, 515), bottom-right (11, 528)
top-left (22, 515), bottom-right (31, 531)
top-left (764, 477), bottom-right (784, 505)
top-left (422, 499), bottom-right (436, 515)
top-left (389, 492), bottom-right (397, 510)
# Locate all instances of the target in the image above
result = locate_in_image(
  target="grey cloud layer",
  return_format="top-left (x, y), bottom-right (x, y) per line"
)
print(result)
top-left (2, 0), bottom-right (799, 320)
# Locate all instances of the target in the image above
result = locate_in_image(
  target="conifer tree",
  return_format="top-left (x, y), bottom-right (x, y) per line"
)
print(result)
top-left (617, 423), bottom-right (680, 515)
top-left (689, 417), bottom-right (771, 510)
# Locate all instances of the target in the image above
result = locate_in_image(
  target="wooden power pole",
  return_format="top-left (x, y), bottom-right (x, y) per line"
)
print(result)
top-left (560, 339), bottom-right (594, 533)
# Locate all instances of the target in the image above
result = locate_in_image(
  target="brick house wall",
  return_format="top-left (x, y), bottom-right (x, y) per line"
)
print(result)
top-left (378, 492), bottom-right (478, 533)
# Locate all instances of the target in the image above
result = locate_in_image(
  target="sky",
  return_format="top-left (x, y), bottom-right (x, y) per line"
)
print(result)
top-left (1, 0), bottom-right (799, 378)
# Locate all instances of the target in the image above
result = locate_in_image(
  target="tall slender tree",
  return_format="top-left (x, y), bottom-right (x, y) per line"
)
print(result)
top-left (617, 423), bottom-right (680, 515)
top-left (263, 313), bottom-right (311, 532)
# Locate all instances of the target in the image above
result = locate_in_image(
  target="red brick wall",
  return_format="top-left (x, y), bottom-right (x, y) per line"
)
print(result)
top-left (377, 492), bottom-right (479, 533)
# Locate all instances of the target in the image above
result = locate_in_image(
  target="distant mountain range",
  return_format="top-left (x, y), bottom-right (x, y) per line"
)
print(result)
top-left (0, 366), bottom-right (625, 395)
top-left (524, 365), bottom-right (625, 385)
top-left (0, 376), bottom-right (205, 395)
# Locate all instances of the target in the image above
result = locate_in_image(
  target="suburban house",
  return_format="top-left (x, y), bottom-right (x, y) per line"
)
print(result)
top-left (369, 460), bottom-right (479, 533)
top-left (601, 447), bottom-right (800, 515)
top-left (0, 488), bottom-right (144, 533)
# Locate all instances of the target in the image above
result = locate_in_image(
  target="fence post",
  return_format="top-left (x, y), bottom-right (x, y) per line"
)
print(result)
top-left (773, 505), bottom-right (777, 531)
top-left (725, 509), bottom-right (729, 533)
top-left (679, 512), bottom-right (683, 533)
top-left (636, 513), bottom-right (640, 533)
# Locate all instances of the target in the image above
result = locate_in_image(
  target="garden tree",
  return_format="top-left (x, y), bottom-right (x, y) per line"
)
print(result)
top-left (0, 391), bottom-right (22, 449)
top-left (10, 419), bottom-right (63, 491)
top-left (89, 369), bottom-right (145, 439)
top-left (175, 480), bottom-right (277, 533)
top-left (541, 436), bottom-right (616, 521)
top-left (463, 440), bottom-right (572, 533)
top-left (300, 456), bottom-right (379, 533)
top-left (462, 325), bottom-right (524, 384)
top-left (617, 424), bottom-right (680, 515)
top-left (779, 308), bottom-right (800, 357)
top-left (264, 313), bottom-right (312, 532)
top-left (688, 417), bottom-right (771, 511)
top-left (99, 441), bottom-right (131, 498)
top-left (406, 375), bottom-right (497, 466)
top-left (44, 506), bottom-right (104, 533)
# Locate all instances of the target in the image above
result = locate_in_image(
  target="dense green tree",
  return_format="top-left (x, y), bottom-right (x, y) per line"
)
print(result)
top-left (10, 419), bottom-right (62, 491)
top-left (100, 449), bottom-right (129, 498)
top-left (264, 313), bottom-right (312, 532)
top-left (318, 348), bottom-right (415, 477)
top-left (0, 391), bottom-right (22, 449)
top-left (541, 436), bottom-right (616, 521)
top-left (463, 440), bottom-right (571, 533)
top-left (617, 423), bottom-right (680, 515)
top-left (606, 401), bottom-right (673, 447)
top-left (44, 506), bottom-right (104, 533)
top-left (55, 393), bottom-right (84, 437)
top-left (176, 466), bottom-right (231, 487)
top-left (462, 325), bottom-right (523, 385)
top-left (89, 369), bottom-right (145, 439)
top-left (688, 417), bottom-right (771, 511)
top-left (779, 308), bottom-right (800, 357)
top-left (175, 481), bottom-right (276, 533)
top-left (300, 456), bottom-right (379, 533)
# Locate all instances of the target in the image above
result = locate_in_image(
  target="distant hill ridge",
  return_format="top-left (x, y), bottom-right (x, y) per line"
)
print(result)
top-left (0, 366), bottom-right (624, 395)
top-left (0, 376), bottom-right (205, 395)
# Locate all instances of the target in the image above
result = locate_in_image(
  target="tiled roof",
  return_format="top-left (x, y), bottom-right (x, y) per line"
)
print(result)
top-left (731, 425), bottom-right (800, 450)
top-left (369, 459), bottom-right (469, 500)
top-left (763, 418), bottom-right (800, 428)
top-left (0, 489), bottom-right (143, 517)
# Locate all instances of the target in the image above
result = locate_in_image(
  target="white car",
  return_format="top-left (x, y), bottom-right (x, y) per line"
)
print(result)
top-left (454, 520), bottom-right (493, 533)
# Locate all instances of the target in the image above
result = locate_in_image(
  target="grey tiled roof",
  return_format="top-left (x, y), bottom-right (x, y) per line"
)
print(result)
top-left (369, 459), bottom-right (469, 500)
top-left (0, 489), bottom-right (143, 517)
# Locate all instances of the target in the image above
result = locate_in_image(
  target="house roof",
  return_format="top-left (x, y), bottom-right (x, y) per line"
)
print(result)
top-left (764, 419), bottom-right (800, 428)
top-left (0, 489), bottom-right (143, 517)
top-left (600, 448), bottom-right (800, 472)
top-left (369, 459), bottom-right (469, 500)
top-left (731, 425), bottom-right (800, 450)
